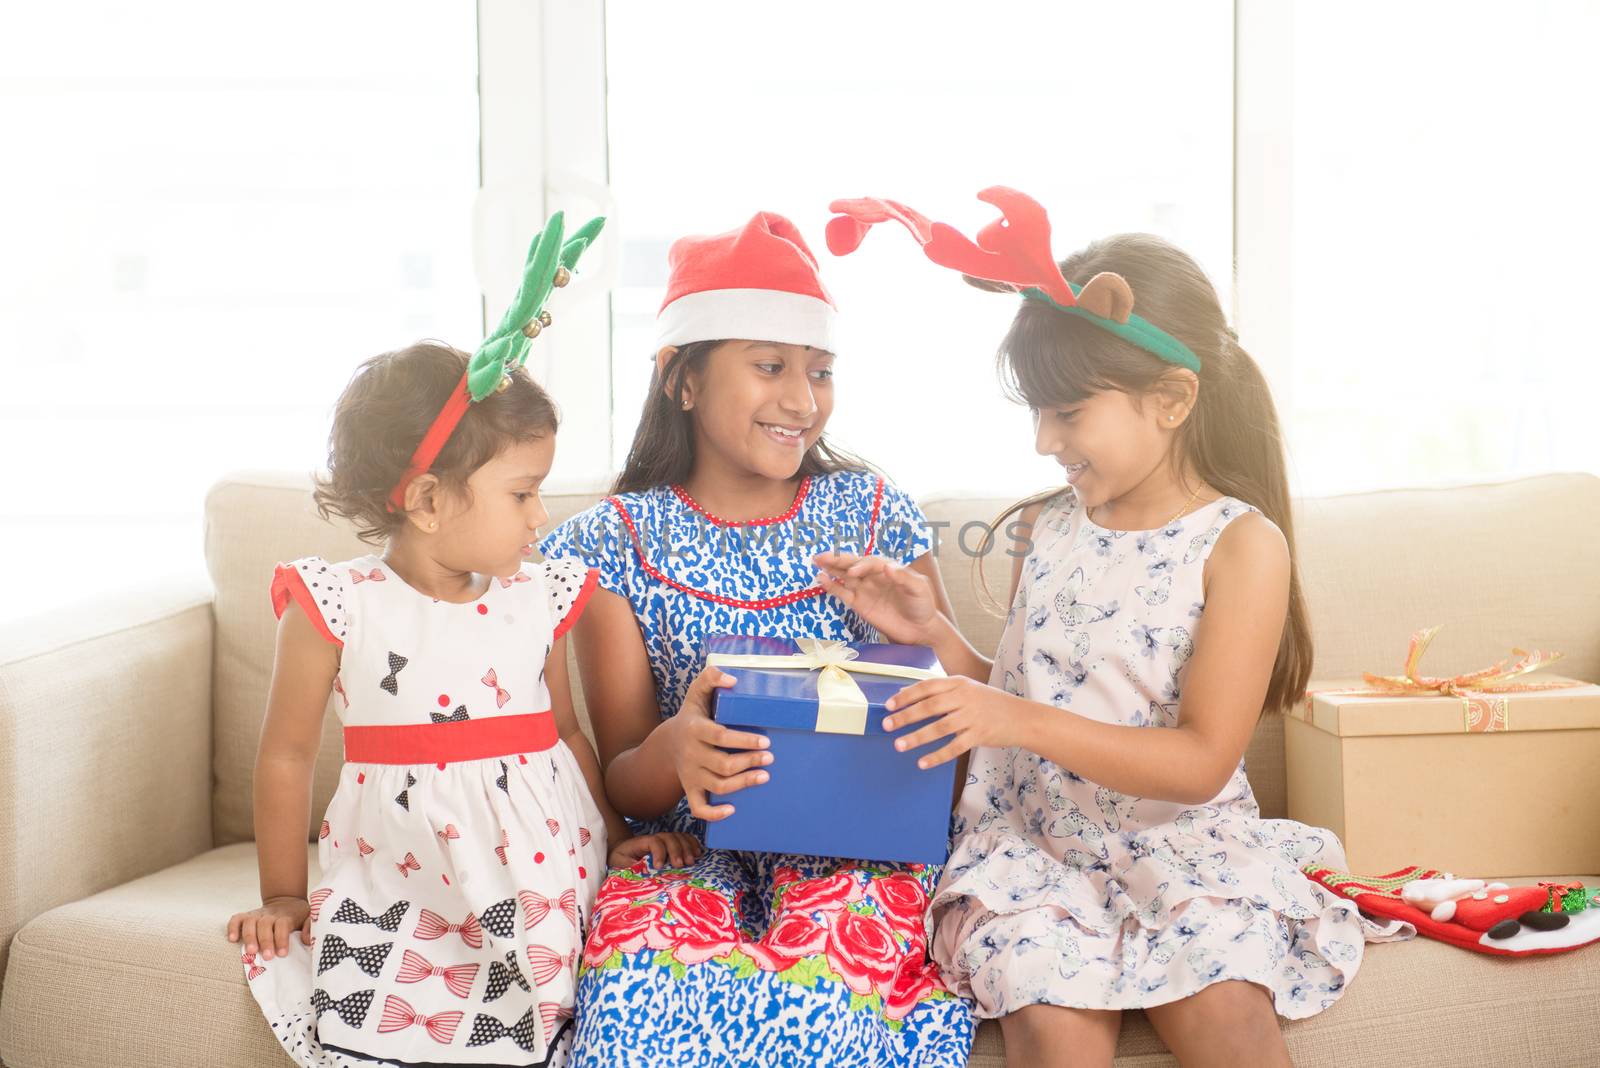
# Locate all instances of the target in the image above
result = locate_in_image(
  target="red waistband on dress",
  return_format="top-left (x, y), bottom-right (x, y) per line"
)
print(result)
top-left (343, 711), bottom-right (559, 765)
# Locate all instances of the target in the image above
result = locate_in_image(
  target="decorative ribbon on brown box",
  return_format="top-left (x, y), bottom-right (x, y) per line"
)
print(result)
top-left (1310, 626), bottom-right (1581, 733)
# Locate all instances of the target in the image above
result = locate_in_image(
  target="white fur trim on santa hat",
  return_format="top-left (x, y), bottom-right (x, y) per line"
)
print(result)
top-left (655, 288), bottom-right (836, 352)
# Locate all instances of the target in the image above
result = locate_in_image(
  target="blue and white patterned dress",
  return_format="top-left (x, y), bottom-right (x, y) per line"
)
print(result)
top-left (931, 491), bottom-right (1404, 1021)
top-left (539, 469), bottom-right (975, 1067)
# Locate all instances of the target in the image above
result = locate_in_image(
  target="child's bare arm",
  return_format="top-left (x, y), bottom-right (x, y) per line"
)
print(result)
top-left (884, 513), bottom-right (1289, 805)
top-left (548, 635), bottom-right (700, 869)
top-left (570, 590), bottom-right (686, 817)
top-left (226, 602), bottom-right (338, 958)
top-left (571, 590), bottom-right (761, 822)
top-left (549, 636), bottom-right (629, 849)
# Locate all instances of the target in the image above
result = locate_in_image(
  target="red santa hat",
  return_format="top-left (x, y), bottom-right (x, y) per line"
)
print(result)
top-left (655, 211), bottom-right (836, 353)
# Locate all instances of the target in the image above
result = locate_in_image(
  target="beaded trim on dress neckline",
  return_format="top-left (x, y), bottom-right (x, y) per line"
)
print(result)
top-left (669, 477), bottom-right (811, 527)
top-left (605, 476), bottom-right (885, 611)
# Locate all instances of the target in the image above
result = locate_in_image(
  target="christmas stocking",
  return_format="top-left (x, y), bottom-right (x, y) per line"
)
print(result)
top-left (1303, 865), bottom-right (1600, 957)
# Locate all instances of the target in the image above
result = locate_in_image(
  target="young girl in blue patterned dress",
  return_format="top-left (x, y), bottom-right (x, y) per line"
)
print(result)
top-left (538, 213), bottom-right (975, 1066)
top-left (815, 191), bottom-right (1405, 1068)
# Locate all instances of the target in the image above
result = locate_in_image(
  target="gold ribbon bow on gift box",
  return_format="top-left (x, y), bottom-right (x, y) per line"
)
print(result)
top-left (706, 637), bottom-right (944, 735)
top-left (1328, 625), bottom-right (1580, 733)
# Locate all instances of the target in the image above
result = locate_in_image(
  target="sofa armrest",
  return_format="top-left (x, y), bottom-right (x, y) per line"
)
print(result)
top-left (0, 579), bottom-right (216, 986)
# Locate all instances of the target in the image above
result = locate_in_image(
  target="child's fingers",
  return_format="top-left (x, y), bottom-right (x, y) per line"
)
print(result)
top-left (690, 665), bottom-right (739, 692)
top-left (892, 713), bottom-right (962, 754)
top-left (915, 735), bottom-right (970, 770)
top-left (227, 914), bottom-right (241, 941)
top-left (845, 556), bottom-right (892, 579)
top-left (276, 915), bottom-right (292, 956)
top-left (884, 677), bottom-right (958, 713)
top-left (685, 787), bottom-right (735, 822)
top-left (813, 551), bottom-right (863, 571)
top-left (684, 787), bottom-right (711, 819)
top-left (707, 768), bottom-right (769, 795)
top-left (701, 720), bottom-right (771, 751)
top-left (814, 570), bottom-right (855, 605)
top-left (665, 836), bottom-right (692, 868)
top-left (241, 916), bottom-right (259, 954)
top-left (893, 568), bottom-right (931, 595)
top-left (681, 667), bottom-right (739, 714)
top-left (883, 696), bottom-right (954, 732)
top-left (670, 834), bottom-right (702, 865)
top-left (301, 916), bottom-right (314, 945)
top-left (709, 748), bottom-right (772, 778)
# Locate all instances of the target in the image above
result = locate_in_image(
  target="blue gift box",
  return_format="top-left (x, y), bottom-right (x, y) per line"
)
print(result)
top-left (703, 634), bottom-right (957, 865)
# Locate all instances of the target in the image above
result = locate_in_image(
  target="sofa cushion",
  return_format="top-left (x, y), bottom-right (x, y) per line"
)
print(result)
top-left (0, 584), bottom-right (216, 988)
top-left (3, 843), bottom-right (1594, 1066)
top-left (967, 903), bottom-right (1600, 1067)
top-left (205, 472), bottom-right (1600, 842)
top-left (1292, 473), bottom-right (1600, 683)
top-left (0, 843), bottom-right (318, 1068)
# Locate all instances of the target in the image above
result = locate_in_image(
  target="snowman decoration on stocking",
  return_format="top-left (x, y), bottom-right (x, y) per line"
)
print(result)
top-left (1304, 865), bottom-right (1600, 956)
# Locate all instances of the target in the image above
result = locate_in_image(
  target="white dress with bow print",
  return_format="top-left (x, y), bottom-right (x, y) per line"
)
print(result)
top-left (242, 553), bottom-right (608, 1067)
top-left (930, 493), bottom-right (1405, 1020)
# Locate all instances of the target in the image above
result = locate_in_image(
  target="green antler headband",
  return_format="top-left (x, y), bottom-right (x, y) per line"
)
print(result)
top-left (388, 211), bottom-right (605, 511)
top-left (824, 187), bottom-right (1201, 373)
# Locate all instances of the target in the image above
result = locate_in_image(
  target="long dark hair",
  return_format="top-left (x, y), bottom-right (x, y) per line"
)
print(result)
top-left (980, 233), bottom-right (1312, 714)
top-left (611, 340), bottom-right (872, 495)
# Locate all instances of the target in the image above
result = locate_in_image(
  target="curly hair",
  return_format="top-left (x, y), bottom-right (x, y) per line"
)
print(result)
top-left (312, 341), bottom-right (559, 543)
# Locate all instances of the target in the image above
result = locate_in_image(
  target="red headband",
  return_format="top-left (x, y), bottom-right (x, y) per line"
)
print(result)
top-left (386, 212), bottom-right (605, 512)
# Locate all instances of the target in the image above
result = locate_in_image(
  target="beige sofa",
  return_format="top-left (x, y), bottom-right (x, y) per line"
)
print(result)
top-left (3, 471), bottom-right (1598, 1067)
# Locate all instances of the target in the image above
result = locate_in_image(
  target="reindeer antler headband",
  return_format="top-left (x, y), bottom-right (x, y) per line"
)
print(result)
top-left (825, 187), bottom-right (1200, 373)
top-left (388, 211), bottom-right (605, 511)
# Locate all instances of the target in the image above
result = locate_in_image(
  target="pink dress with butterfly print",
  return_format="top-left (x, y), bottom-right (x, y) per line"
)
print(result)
top-left (242, 553), bottom-right (608, 1068)
top-left (930, 494), bottom-right (1405, 1022)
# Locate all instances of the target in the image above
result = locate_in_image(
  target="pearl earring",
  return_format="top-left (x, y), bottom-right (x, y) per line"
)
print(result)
top-left (427, 520), bottom-right (437, 531)
top-left (682, 400), bottom-right (692, 410)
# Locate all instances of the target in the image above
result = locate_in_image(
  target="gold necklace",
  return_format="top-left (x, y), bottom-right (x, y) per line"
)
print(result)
top-left (1164, 484), bottom-right (1204, 526)
top-left (1090, 484), bottom-right (1204, 529)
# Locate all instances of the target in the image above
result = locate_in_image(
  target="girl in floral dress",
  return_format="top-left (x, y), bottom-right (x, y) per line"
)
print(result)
top-left (539, 213), bottom-right (974, 1066)
top-left (226, 257), bottom-right (693, 1067)
top-left (815, 190), bottom-right (1404, 1067)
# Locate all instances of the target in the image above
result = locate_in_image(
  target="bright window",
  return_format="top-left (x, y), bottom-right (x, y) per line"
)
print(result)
top-left (602, 1), bottom-right (1235, 498)
top-left (0, 2), bottom-right (481, 618)
top-left (8, 3), bottom-right (1596, 623)
top-left (1282, 3), bottom-right (1600, 494)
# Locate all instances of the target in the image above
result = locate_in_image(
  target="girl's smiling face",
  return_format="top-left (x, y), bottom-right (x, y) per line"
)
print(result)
top-left (678, 340), bottom-right (835, 480)
top-left (1031, 388), bottom-right (1173, 511)
top-left (433, 434), bottom-right (555, 578)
